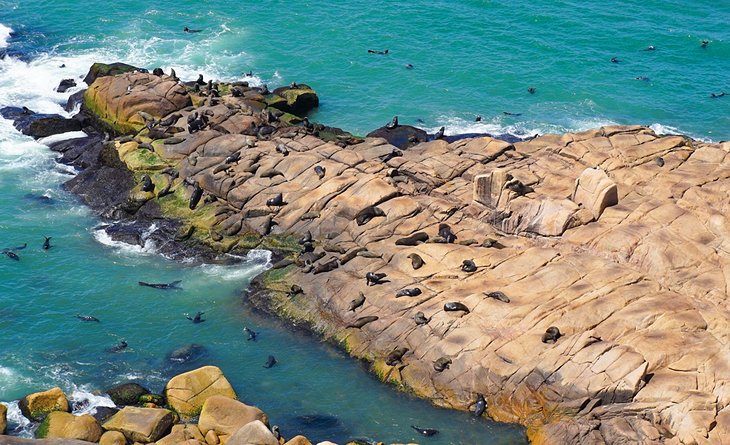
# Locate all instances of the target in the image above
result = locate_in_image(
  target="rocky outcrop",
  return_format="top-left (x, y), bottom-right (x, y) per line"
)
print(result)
top-left (164, 366), bottom-right (237, 420)
top-left (58, 67), bottom-right (730, 444)
top-left (98, 431), bottom-right (126, 445)
top-left (36, 412), bottom-right (102, 442)
top-left (225, 421), bottom-right (278, 445)
top-left (83, 62), bottom-right (140, 86)
top-left (198, 396), bottom-right (268, 436)
top-left (19, 387), bottom-right (69, 422)
top-left (102, 406), bottom-right (174, 443)
top-left (105, 383), bottom-right (150, 406)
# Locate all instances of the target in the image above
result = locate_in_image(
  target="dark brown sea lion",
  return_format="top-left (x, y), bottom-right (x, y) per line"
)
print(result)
top-left (346, 316), bottom-right (379, 329)
top-left (542, 326), bottom-right (561, 344)
top-left (395, 232), bottom-right (429, 246)
top-left (444, 302), bottom-right (470, 313)
top-left (385, 347), bottom-right (408, 366)
top-left (407, 253), bottom-right (425, 269)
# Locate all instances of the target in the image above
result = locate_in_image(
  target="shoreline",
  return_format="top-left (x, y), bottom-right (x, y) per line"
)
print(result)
top-left (3, 62), bottom-right (730, 445)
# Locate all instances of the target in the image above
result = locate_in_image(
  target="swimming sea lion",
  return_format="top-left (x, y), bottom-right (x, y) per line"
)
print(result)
top-left (75, 314), bottom-right (100, 322)
top-left (349, 292), bottom-right (366, 311)
top-left (635, 76), bottom-right (650, 81)
top-left (414, 312), bottom-right (430, 325)
top-left (314, 165), bottom-right (326, 179)
top-left (475, 115), bottom-right (482, 122)
top-left (433, 357), bottom-right (452, 372)
top-left (184, 27), bottom-right (202, 33)
top-left (610, 57), bottom-right (620, 63)
top-left (312, 258), bottom-right (339, 274)
top-left (407, 253), bottom-right (425, 269)
top-left (395, 232), bottom-right (429, 246)
top-left (411, 426), bottom-right (438, 437)
top-left (270, 426), bottom-right (281, 441)
top-left (542, 326), bottom-right (561, 344)
top-left (368, 49), bottom-right (389, 55)
top-left (263, 355), bottom-right (277, 368)
top-left (701, 40), bottom-right (709, 48)
top-left (503, 111), bottom-right (522, 116)
top-left (243, 326), bottom-right (257, 341)
top-left (474, 394), bottom-right (487, 417)
top-left (266, 193), bottom-right (286, 209)
top-left (438, 223), bottom-right (457, 243)
top-left (365, 272), bottom-right (387, 286)
top-left (42, 236), bottom-right (52, 250)
top-left (186, 311), bottom-right (205, 323)
top-left (385, 347), bottom-right (408, 366)
top-left (108, 340), bottom-right (128, 353)
top-left (189, 183), bottom-right (203, 210)
top-left (461, 259), bottom-right (477, 273)
top-left (444, 302), bottom-right (470, 313)
top-left (710, 92), bottom-right (727, 98)
top-left (276, 143), bottom-right (290, 156)
top-left (395, 287), bottom-right (422, 298)
top-left (405, 63), bottom-right (414, 69)
top-left (4, 251), bottom-right (20, 261)
top-left (642, 45), bottom-right (656, 51)
top-left (346, 316), bottom-right (379, 329)
top-left (485, 291), bottom-right (510, 303)
top-left (138, 280), bottom-right (182, 290)
top-left (355, 206), bottom-right (386, 226)
top-left (386, 116), bottom-right (398, 129)
top-left (527, 87), bottom-right (536, 94)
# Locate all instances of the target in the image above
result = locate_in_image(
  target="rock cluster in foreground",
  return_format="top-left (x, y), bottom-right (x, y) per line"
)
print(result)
top-left (11, 62), bottom-right (730, 445)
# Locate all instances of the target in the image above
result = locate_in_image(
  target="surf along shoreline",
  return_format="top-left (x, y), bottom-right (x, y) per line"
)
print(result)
top-left (5, 61), bottom-right (730, 445)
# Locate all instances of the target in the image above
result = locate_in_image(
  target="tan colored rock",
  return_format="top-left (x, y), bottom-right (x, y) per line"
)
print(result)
top-left (37, 412), bottom-right (102, 442)
top-left (572, 167), bottom-right (618, 220)
top-left (283, 437), bottom-right (311, 445)
top-left (0, 403), bottom-right (6, 434)
top-left (473, 169), bottom-right (509, 208)
top-left (102, 406), bottom-right (175, 443)
top-left (157, 424), bottom-right (205, 445)
top-left (226, 421), bottom-right (278, 445)
top-left (205, 430), bottom-right (220, 445)
top-left (198, 395), bottom-right (268, 436)
top-left (164, 366), bottom-right (237, 420)
top-left (218, 434), bottom-right (230, 445)
top-left (100, 431), bottom-right (128, 445)
top-left (18, 387), bottom-right (70, 421)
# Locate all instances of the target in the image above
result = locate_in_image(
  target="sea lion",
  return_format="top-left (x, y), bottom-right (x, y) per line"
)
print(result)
top-left (312, 258), bottom-right (339, 274)
top-left (407, 253), bottom-right (425, 269)
top-left (75, 314), bottom-right (100, 322)
top-left (433, 126), bottom-right (445, 140)
top-left (475, 115), bottom-right (482, 122)
top-left (271, 426), bottom-right (281, 441)
top-left (635, 76), bottom-right (650, 81)
top-left (300, 242), bottom-right (314, 253)
top-left (701, 40), bottom-right (709, 48)
top-left (655, 157), bottom-right (665, 167)
top-left (263, 355), bottom-right (277, 368)
top-left (405, 63), bottom-right (414, 69)
top-left (138, 280), bottom-right (182, 290)
top-left (189, 183), bottom-right (204, 210)
top-left (349, 292), bottom-right (366, 311)
top-left (395, 232), bottom-right (429, 246)
top-left (357, 250), bottom-right (382, 259)
top-left (107, 340), bottom-right (128, 353)
top-left (506, 179), bottom-right (533, 195)
top-left (186, 311), bottom-right (205, 323)
top-left (710, 92), bottom-right (727, 98)
top-left (314, 165), bottom-right (326, 179)
top-left (243, 326), bottom-right (257, 341)
top-left (42, 236), bottom-right (52, 250)
top-left (368, 49), bottom-right (389, 55)
top-left (323, 242), bottom-right (347, 254)
top-left (438, 223), bottom-right (457, 243)
top-left (610, 57), bottom-right (620, 63)
top-left (355, 206), bottom-right (386, 226)
top-left (276, 143), bottom-right (290, 156)
top-left (395, 287), bottom-right (422, 298)
top-left (184, 27), bottom-right (202, 33)
top-left (444, 302), bottom-right (470, 313)
top-left (527, 87), bottom-right (536, 94)
top-left (433, 357), bottom-right (452, 372)
top-left (385, 347), bottom-right (408, 366)
top-left (262, 216), bottom-right (276, 235)
top-left (224, 151), bottom-right (241, 164)
top-left (642, 45), bottom-right (656, 51)
top-left (339, 247), bottom-right (366, 265)
top-left (542, 326), bottom-right (561, 344)
top-left (300, 211), bottom-right (320, 220)
top-left (365, 272), bottom-right (387, 286)
top-left (346, 316), bottom-right (378, 329)
top-left (503, 111), bottom-right (522, 116)
top-left (461, 259), bottom-right (477, 273)
top-left (414, 312), bottom-right (430, 325)
top-left (482, 238), bottom-right (504, 249)
top-left (485, 291), bottom-right (510, 303)
top-left (141, 174), bottom-right (154, 192)
top-left (474, 394), bottom-right (487, 417)
top-left (288, 285), bottom-right (304, 298)
top-left (156, 183), bottom-right (173, 199)
top-left (266, 193), bottom-right (286, 209)
top-left (4, 251), bottom-right (20, 261)
top-left (411, 426), bottom-right (438, 437)
top-left (271, 258), bottom-right (293, 269)
top-left (152, 67), bottom-right (164, 76)
top-left (386, 116), bottom-right (399, 129)
top-left (379, 149), bottom-right (403, 163)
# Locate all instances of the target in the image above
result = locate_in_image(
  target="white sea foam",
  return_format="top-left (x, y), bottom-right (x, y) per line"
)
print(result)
top-left (199, 249), bottom-right (272, 281)
top-left (2, 401), bottom-right (33, 437)
top-left (0, 23), bottom-right (12, 49)
top-left (69, 386), bottom-right (116, 416)
top-left (91, 226), bottom-right (158, 256)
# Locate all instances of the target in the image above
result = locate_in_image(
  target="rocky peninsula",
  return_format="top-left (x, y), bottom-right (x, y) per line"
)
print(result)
top-left (3, 62), bottom-right (730, 445)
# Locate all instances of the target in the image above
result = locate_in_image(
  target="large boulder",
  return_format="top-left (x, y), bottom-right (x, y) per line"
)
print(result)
top-left (36, 412), bottom-right (102, 442)
top-left (572, 167), bottom-right (618, 220)
top-left (105, 382), bottom-right (150, 406)
top-left (99, 431), bottom-right (127, 445)
top-left (198, 396), bottom-right (268, 436)
top-left (0, 107), bottom-right (82, 139)
top-left (83, 71), bottom-right (191, 135)
top-left (0, 402), bottom-right (6, 434)
top-left (102, 406), bottom-right (175, 443)
top-left (0, 438), bottom-right (98, 445)
top-left (225, 421), bottom-right (278, 445)
top-left (83, 62), bottom-right (140, 85)
top-left (283, 437), bottom-right (311, 445)
top-left (18, 387), bottom-right (70, 422)
top-left (156, 424), bottom-right (205, 445)
top-left (164, 366), bottom-right (237, 420)
top-left (268, 85), bottom-right (319, 116)
top-left (366, 124), bottom-right (428, 149)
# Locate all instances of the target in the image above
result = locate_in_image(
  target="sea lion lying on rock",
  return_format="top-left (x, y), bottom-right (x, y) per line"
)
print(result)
top-left (395, 232), bottom-right (429, 246)
top-left (407, 253), bottom-right (425, 269)
top-left (485, 291), bottom-right (510, 303)
top-left (385, 347), bottom-right (409, 366)
top-left (395, 287), bottom-right (422, 297)
top-left (366, 272), bottom-right (387, 286)
top-left (347, 316), bottom-right (378, 329)
top-left (355, 206), bottom-right (386, 226)
top-left (542, 326), bottom-right (561, 343)
top-left (444, 302), bottom-right (470, 313)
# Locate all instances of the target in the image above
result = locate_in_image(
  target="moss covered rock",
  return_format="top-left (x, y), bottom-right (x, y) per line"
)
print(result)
top-left (0, 402), bottom-right (6, 434)
top-left (36, 411), bottom-right (102, 442)
top-left (105, 382), bottom-right (150, 406)
top-left (18, 386), bottom-right (69, 422)
top-left (84, 62), bottom-right (139, 85)
top-left (270, 85), bottom-right (319, 116)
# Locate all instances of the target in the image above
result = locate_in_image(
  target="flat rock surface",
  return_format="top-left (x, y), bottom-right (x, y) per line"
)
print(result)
top-left (89, 72), bottom-right (730, 445)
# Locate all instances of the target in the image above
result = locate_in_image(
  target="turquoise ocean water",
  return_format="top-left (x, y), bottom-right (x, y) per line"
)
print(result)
top-left (0, 0), bottom-right (728, 443)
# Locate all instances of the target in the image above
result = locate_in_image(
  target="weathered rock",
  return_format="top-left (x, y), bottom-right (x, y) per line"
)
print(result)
top-left (198, 396), bottom-right (268, 436)
top-left (366, 124), bottom-right (428, 149)
top-left (102, 406), bottom-right (175, 443)
top-left (0, 438), bottom-right (98, 445)
top-left (99, 431), bottom-right (127, 445)
top-left (156, 424), bottom-right (205, 445)
top-left (105, 383), bottom-right (150, 406)
top-left (19, 387), bottom-right (70, 422)
top-left (57, 79), bottom-right (77, 93)
top-left (83, 62), bottom-right (140, 85)
top-left (164, 366), bottom-right (237, 420)
top-left (0, 403), bottom-right (6, 434)
top-left (267, 85), bottom-right (319, 116)
top-left (572, 167), bottom-right (618, 220)
top-left (36, 412), bottom-right (102, 442)
top-left (225, 421), bottom-right (278, 445)
top-left (283, 437), bottom-right (311, 445)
